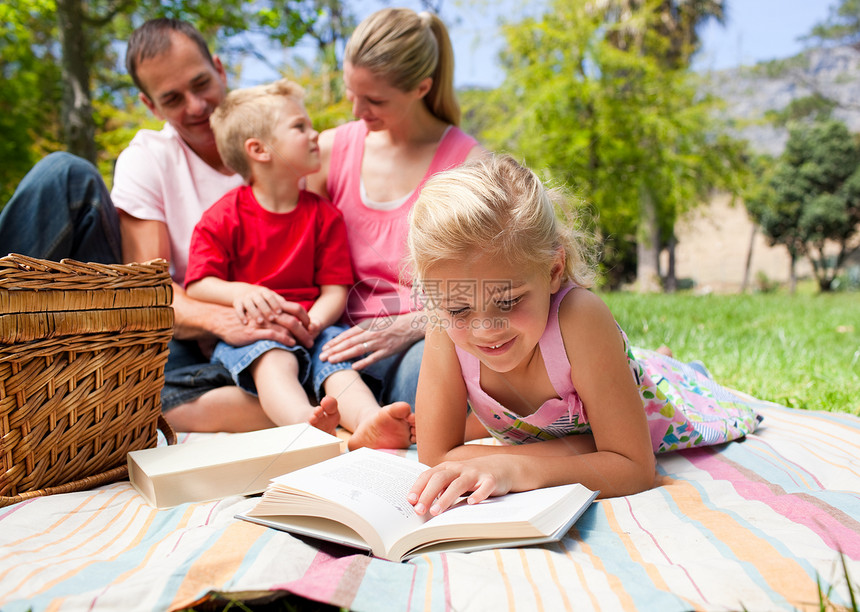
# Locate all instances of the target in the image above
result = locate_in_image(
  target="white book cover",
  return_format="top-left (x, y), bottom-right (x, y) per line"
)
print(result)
top-left (128, 424), bottom-right (342, 508)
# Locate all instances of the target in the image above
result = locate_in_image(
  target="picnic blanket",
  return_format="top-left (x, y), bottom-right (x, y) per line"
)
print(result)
top-left (2, 399), bottom-right (859, 611)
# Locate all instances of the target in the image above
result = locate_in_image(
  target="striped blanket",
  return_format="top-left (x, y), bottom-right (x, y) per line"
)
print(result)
top-left (2, 400), bottom-right (859, 611)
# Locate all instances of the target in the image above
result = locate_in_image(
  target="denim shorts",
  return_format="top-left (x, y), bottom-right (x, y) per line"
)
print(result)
top-left (211, 324), bottom-right (354, 400)
top-left (212, 339), bottom-right (309, 396)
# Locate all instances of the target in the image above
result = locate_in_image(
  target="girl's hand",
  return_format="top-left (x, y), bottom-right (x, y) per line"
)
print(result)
top-left (407, 457), bottom-right (515, 516)
top-left (318, 312), bottom-right (425, 370)
top-left (233, 286), bottom-right (295, 326)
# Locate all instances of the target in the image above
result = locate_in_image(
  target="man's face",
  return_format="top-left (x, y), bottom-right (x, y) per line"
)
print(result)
top-left (136, 31), bottom-right (227, 154)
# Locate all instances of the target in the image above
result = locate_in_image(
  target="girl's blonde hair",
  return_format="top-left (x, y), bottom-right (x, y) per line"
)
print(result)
top-left (407, 154), bottom-right (597, 288)
top-left (210, 78), bottom-right (305, 181)
top-left (344, 8), bottom-right (460, 126)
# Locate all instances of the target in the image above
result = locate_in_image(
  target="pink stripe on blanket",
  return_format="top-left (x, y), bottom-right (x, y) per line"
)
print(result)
top-left (687, 448), bottom-right (860, 559)
top-left (277, 551), bottom-right (370, 608)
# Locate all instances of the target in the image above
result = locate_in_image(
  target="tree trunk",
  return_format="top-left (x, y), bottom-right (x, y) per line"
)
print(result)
top-left (788, 254), bottom-right (797, 295)
top-left (636, 188), bottom-right (662, 292)
top-left (664, 234), bottom-right (677, 293)
top-left (56, 0), bottom-right (97, 164)
top-left (740, 224), bottom-right (756, 293)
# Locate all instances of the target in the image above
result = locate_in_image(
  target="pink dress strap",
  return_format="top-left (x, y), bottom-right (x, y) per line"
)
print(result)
top-left (539, 284), bottom-right (576, 398)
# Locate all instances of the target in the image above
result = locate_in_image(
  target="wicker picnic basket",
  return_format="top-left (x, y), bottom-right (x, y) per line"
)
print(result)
top-left (0, 254), bottom-right (176, 506)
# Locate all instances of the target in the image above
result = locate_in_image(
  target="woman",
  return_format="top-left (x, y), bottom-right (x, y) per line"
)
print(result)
top-left (307, 7), bottom-right (484, 447)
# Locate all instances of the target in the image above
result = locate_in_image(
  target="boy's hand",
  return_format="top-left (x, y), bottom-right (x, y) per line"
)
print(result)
top-left (233, 286), bottom-right (295, 326)
top-left (406, 457), bottom-right (515, 516)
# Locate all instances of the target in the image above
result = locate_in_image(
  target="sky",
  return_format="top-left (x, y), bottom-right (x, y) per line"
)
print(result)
top-left (241, 1), bottom-right (840, 90)
top-left (691, 0), bottom-right (837, 73)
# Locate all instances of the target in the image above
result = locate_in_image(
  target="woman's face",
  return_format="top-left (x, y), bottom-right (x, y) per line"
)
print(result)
top-left (343, 62), bottom-right (425, 131)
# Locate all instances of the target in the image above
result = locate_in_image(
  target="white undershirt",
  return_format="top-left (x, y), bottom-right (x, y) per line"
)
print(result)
top-left (359, 125), bottom-right (452, 211)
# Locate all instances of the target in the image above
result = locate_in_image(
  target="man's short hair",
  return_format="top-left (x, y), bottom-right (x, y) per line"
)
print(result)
top-left (126, 18), bottom-right (215, 97)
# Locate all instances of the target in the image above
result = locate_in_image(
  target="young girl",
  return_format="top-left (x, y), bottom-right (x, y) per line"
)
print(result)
top-left (405, 154), bottom-right (761, 516)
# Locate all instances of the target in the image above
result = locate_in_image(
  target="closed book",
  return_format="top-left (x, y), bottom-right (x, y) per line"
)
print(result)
top-left (128, 424), bottom-right (342, 508)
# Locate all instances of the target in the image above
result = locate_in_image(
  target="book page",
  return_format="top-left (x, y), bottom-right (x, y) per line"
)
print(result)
top-left (265, 448), bottom-right (431, 554)
top-left (390, 483), bottom-right (597, 561)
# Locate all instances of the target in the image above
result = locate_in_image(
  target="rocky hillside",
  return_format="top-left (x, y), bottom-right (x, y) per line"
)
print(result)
top-left (705, 45), bottom-right (860, 155)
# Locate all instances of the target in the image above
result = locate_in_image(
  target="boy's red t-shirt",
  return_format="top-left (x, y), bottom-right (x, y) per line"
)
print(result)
top-left (185, 185), bottom-right (354, 311)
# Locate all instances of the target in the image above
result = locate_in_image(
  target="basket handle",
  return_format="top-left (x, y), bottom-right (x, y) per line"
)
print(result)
top-left (158, 414), bottom-right (177, 445)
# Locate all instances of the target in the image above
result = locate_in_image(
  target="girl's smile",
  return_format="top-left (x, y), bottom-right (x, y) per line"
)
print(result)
top-left (423, 250), bottom-right (564, 375)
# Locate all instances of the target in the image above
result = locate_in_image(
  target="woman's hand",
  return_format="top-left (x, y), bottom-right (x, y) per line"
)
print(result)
top-left (319, 311), bottom-right (425, 370)
top-left (407, 457), bottom-right (516, 516)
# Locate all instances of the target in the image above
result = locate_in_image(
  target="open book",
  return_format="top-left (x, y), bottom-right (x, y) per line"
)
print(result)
top-left (237, 447), bottom-right (598, 562)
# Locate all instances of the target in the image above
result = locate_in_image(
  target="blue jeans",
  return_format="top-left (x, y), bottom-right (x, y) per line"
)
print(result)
top-left (162, 339), bottom-right (234, 411)
top-left (360, 339), bottom-right (424, 409)
top-left (0, 152), bottom-right (121, 263)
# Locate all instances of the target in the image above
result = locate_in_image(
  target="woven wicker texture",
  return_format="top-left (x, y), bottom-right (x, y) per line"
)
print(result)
top-left (0, 254), bottom-right (175, 506)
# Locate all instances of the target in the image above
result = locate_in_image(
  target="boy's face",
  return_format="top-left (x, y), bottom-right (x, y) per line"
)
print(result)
top-left (267, 98), bottom-right (320, 179)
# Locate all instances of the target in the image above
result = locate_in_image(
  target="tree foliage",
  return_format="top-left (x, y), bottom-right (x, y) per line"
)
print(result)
top-left (746, 119), bottom-right (860, 291)
top-left (1, 0), bottom-right (324, 208)
top-left (0, 0), bottom-right (64, 204)
top-left (764, 93), bottom-right (837, 127)
top-left (807, 0), bottom-right (860, 46)
top-left (471, 0), bottom-right (746, 289)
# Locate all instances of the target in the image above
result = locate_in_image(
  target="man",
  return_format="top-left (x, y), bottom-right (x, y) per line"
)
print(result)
top-left (0, 19), bottom-right (312, 432)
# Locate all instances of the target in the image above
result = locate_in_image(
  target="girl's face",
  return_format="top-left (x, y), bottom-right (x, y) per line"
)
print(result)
top-left (422, 251), bottom-right (565, 374)
top-left (343, 62), bottom-right (428, 131)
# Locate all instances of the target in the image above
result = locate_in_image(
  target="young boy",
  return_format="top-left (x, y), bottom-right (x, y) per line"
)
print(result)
top-left (185, 79), bottom-right (414, 446)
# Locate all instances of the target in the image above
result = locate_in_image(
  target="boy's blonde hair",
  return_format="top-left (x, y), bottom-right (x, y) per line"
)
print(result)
top-left (345, 8), bottom-right (460, 126)
top-left (407, 154), bottom-right (597, 288)
top-left (209, 78), bottom-right (305, 181)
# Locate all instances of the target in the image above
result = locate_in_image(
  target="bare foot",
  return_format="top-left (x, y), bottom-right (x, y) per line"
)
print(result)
top-left (347, 402), bottom-right (416, 451)
top-left (309, 395), bottom-right (340, 436)
top-left (657, 345), bottom-right (674, 357)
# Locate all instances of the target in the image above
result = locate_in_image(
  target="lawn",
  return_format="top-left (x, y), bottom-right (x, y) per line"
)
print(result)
top-left (600, 289), bottom-right (859, 415)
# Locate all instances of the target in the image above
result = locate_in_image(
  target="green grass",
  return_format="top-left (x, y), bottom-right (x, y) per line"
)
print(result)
top-left (599, 290), bottom-right (859, 415)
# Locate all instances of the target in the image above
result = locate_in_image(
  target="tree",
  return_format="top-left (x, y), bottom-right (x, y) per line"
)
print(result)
top-left (586, 0), bottom-right (726, 291)
top-left (746, 119), bottom-right (860, 292)
top-left (0, 0), bottom-right (64, 204)
top-left (807, 0), bottom-right (860, 46)
top-left (475, 0), bottom-right (746, 290)
top-left (0, 0), bottom-right (320, 205)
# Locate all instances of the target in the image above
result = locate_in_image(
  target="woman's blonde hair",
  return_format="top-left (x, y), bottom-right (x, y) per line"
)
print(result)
top-left (407, 154), bottom-right (597, 288)
top-left (345, 8), bottom-right (460, 125)
top-left (210, 78), bottom-right (305, 181)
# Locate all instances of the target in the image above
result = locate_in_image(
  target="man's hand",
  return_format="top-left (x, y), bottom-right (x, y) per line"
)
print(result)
top-left (214, 300), bottom-right (314, 349)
